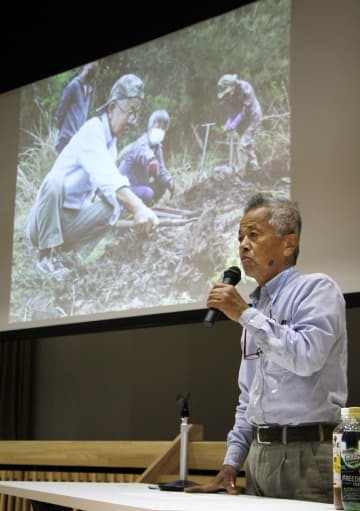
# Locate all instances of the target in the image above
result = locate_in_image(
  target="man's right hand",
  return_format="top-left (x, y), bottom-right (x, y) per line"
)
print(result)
top-left (184, 464), bottom-right (244, 495)
top-left (133, 201), bottom-right (159, 234)
top-left (116, 186), bottom-right (159, 234)
top-left (206, 283), bottom-right (250, 322)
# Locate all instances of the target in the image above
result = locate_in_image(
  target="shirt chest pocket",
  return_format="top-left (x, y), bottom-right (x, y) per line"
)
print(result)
top-left (264, 358), bottom-right (288, 377)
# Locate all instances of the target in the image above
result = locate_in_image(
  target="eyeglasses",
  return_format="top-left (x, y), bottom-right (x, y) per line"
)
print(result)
top-left (243, 329), bottom-right (262, 360)
top-left (116, 101), bottom-right (139, 121)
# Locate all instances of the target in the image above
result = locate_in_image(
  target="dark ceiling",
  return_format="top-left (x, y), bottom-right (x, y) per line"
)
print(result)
top-left (0, 2), bottom-right (252, 94)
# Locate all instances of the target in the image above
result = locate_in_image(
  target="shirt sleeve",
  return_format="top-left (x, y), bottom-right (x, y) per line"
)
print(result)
top-left (223, 333), bottom-right (254, 470)
top-left (238, 276), bottom-right (346, 376)
top-left (75, 117), bottom-right (129, 224)
top-left (155, 144), bottom-right (172, 185)
top-left (75, 118), bottom-right (127, 188)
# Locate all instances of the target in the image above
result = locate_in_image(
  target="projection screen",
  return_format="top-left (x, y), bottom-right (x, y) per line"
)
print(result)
top-left (0, 0), bottom-right (359, 339)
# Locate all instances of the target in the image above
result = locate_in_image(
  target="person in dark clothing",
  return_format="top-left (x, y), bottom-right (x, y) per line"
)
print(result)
top-left (54, 61), bottom-right (97, 153)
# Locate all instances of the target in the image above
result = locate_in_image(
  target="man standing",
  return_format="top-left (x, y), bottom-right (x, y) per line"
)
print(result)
top-left (54, 61), bottom-right (98, 153)
top-left (27, 74), bottom-right (159, 281)
top-left (217, 74), bottom-right (262, 172)
top-left (186, 192), bottom-right (347, 503)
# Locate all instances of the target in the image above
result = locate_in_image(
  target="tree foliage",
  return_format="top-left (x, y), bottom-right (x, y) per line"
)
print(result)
top-left (10, 0), bottom-right (291, 325)
top-left (19, 0), bottom-right (290, 171)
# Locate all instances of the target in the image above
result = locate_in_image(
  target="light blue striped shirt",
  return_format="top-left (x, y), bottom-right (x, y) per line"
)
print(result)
top-left (224, 266), bottom-right (348, 469)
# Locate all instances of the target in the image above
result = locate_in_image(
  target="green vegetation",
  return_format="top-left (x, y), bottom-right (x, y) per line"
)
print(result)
top-left (10, 0), bottom-right (291, 323)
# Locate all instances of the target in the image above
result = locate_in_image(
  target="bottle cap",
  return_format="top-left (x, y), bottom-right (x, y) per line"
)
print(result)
top-left (341, 406), bottom-right (360, 418)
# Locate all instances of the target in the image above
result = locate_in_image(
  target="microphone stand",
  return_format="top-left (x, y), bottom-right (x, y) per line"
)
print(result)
top-left (158, 393), bottom-right (198, 491)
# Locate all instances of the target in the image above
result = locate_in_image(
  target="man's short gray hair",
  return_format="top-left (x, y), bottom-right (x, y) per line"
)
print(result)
top-left (244, 193), bottom-right (302, 262)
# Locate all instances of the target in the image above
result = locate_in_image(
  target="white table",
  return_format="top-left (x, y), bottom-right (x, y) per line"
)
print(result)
top-left (0, 481), bottom-right (334, 511)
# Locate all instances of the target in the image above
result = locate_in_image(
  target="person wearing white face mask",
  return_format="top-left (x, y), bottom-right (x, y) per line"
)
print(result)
top-left (148, 126), bottom-right (165, 146)
top-left (118, 109), bottom-right (175, 206)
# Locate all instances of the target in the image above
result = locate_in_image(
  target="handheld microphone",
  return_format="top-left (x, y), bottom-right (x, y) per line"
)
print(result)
top-left (203, 266), bottom-right (242, 327)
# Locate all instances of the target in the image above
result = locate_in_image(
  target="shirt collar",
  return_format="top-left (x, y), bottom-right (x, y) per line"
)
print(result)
top-left (250, 265), bottom-right (296, 304)
top-left (100, 112), bottom-right (117, 149)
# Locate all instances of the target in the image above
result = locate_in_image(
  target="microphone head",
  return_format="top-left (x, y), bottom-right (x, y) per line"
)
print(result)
top-left (223, 266), bottom-right (241, 285)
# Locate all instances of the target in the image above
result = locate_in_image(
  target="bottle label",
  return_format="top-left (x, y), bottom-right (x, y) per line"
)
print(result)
top-left (341, 431), bottom-right (360, 507)
top-left (342, 448), bottom-right (360, 469)
top-left (334, 431), bottom-right (344, 509)
top-left (334, 432), bottom-right (343, 488)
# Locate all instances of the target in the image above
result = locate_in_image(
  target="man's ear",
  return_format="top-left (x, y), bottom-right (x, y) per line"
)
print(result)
top-left (283, 233), bottom-right (299, 257)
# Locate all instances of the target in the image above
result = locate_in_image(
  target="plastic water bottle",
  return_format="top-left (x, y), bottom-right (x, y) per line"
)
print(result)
top-left (340, 407), bottom-right (360, 510)
top-left (333, 409), bottom-right (347, 509)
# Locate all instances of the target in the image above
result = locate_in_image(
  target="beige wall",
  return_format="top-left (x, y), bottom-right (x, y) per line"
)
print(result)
top-left (291, 0), bottom-right (360, 291)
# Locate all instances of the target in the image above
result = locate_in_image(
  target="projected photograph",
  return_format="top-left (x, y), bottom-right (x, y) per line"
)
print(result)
top-left (9, 0), bottom-right (290, 328)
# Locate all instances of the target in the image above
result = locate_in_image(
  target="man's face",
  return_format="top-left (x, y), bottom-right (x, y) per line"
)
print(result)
top-left (109, 98), bottom-right (142, 137)
top-left (226, 84), bottom-right (236, 98)
top-left (238, 207), bottom-right (293, 286)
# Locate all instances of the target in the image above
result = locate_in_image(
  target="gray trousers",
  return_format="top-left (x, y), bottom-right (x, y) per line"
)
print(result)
top-left (27, 171), bottom-right (115, 252)
top-left (246, 439), bottom-right (333, 503)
